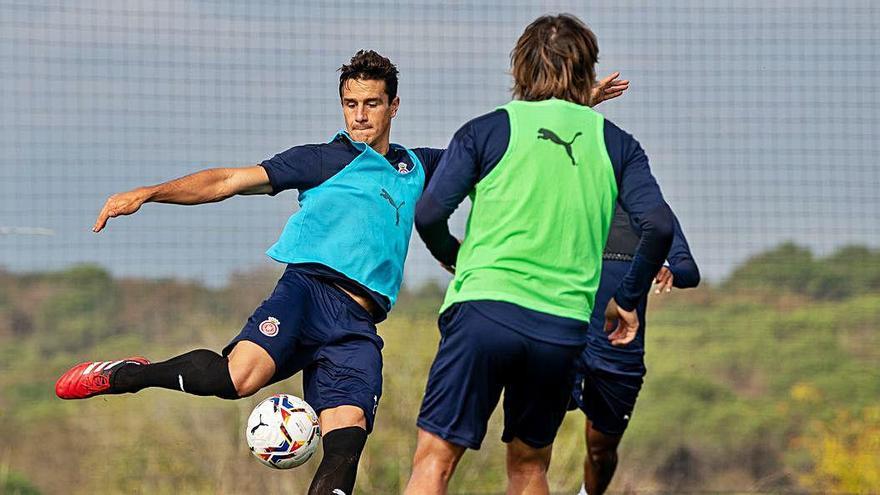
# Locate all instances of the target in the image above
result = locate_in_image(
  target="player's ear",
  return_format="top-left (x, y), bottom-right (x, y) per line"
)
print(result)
top-left (389, 96), bottom-right (400, 118)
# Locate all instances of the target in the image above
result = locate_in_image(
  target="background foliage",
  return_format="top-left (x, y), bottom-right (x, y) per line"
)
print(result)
top-left (1, 244), bottom-right (878, 494)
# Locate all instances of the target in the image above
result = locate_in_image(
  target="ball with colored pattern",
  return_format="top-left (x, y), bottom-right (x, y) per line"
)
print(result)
top-left (246, 394), bottom-right (321, 469)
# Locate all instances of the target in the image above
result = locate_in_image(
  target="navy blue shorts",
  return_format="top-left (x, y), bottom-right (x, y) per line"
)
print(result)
top-left (571, 364), bottom-right (644, 436)
top-left (417, 301), bottom-right (585, 450)
top-left (571, 260), bottom-right (647, 436)
top-left (222, 267), bottom-right (383, 432)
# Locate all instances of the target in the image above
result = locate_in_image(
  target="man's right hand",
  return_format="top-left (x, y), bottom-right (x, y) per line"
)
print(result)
top-left (438, 236), bottom-right (462, 275)
top-left (654, 266), bottom-right (675, 294)
top-left (93, 188), bottom-right (150, 232)
top-left (604, 297), bottom-right (640, 346)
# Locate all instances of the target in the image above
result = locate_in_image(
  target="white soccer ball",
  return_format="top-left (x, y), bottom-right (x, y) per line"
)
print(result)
top-left (246, 393), bottom-right (321, 469)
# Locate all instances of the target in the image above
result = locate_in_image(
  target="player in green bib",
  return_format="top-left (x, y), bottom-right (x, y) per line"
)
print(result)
top-left (405, 15), bottom-right (675, 494)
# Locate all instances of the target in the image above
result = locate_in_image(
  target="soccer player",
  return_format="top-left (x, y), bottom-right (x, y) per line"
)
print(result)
top-left (54, 50), bottom-right (443, 495)
top-left (573, 206), bottom-right (700, 495)
top-left (405, 14), bottom-right (676, 495)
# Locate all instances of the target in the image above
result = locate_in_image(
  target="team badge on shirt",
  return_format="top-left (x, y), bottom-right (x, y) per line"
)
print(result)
top-left (259, 317), bottom-right (280, 337)
top-left (397, 161), bottom-right (412, 174)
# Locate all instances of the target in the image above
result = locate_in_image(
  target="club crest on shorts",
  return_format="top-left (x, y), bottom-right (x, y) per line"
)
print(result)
top-left (259, 316), bottom-right (280, 337)
top-left (397, 161), bottom-right (411, 174)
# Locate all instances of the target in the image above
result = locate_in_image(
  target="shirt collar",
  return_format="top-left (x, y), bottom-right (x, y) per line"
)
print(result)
top-left (334, 130), bottom-right (407, 163)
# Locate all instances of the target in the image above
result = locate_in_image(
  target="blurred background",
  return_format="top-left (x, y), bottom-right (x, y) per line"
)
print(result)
top-left (1, 1), bottom-right (878, 493)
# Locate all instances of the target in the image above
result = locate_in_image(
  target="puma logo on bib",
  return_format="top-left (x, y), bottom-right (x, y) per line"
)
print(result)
top-left (380, 188), bottom-right (405, 226)
top-left (537, 128), bottom-right (582, 166)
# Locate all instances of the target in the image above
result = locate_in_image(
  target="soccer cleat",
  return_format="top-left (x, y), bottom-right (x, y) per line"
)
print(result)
top-left (54, 356), bottom-right (150, 399)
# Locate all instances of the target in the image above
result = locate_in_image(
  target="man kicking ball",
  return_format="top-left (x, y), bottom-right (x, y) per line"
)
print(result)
top-left (55, 50), bottom-right (442, 495)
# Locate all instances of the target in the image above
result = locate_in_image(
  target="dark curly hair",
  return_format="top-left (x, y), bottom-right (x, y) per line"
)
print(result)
top-left (338, 50), bottom-right (399, 101)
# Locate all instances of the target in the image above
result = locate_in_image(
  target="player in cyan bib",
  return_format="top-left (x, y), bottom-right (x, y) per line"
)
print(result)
top-left (54, 50), bottom-right (443, 495)
top-left (405, 15), bottom-right (675, 494)
top-left (572, 205), bottom-right (700, 495)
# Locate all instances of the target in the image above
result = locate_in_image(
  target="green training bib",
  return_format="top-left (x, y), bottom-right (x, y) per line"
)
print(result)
top-left (441, 99), bottom-right (618, 321)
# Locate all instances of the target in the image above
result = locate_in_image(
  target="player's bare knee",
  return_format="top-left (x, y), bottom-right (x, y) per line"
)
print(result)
top-left (414, 446), bottom-right (456, 468)
top-left (506, 440), bottom-right (551, 474)
top-left (228, 366), bottom-right (268, 397)
top-left (412, 430), bottom-right (462, 478)
top-left (412, 452), bottom-right (457, 484)
top-left (232, 378), bottom-right (258, 397)
top-left (320, 405), bottom-right (367, 434)
top-left (508, 457), bottom-right (549, 477)
top-left (227, 342), bottom-right (275, 397)
top-left (588, 443), bottom-right (618, 467)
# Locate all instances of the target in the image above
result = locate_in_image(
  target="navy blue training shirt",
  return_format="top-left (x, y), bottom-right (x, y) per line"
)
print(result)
top-left (665, 214), bottom-right (700, 288)
top-left (415, 108), bottom-right (675, 343)
top-left (605, 204), bottom-right (700, 288)
top-left (261, 133), bottom-right (444, 322)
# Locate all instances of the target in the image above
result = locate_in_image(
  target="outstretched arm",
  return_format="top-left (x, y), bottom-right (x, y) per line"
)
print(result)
top-left (93, 165), bottom-right (271, 232)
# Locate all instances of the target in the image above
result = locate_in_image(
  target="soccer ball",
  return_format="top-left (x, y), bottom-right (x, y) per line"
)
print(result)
top-left (246, 394), bottom-right (321, 469)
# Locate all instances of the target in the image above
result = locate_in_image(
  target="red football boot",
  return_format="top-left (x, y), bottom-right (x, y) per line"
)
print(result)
top-left (55, 357), bottom-right (150, 399)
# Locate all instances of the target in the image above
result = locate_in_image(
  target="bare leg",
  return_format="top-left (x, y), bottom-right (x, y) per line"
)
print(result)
top-left (405, 428), bottom-right (466, 495)
top-left (506, 438), bottom-right (552, 495)
top-left (582, 419), bottom-right (622, 495)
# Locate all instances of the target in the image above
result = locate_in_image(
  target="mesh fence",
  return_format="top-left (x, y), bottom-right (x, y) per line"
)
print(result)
top-left (1, 1), bottom-right (878, 493)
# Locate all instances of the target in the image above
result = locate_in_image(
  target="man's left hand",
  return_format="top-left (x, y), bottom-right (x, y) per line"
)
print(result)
top-left (604, 297), bottom-right (639, 346)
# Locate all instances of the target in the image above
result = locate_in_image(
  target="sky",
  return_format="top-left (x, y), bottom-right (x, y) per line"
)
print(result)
top-left (1, 0), bottom-right (878, 287)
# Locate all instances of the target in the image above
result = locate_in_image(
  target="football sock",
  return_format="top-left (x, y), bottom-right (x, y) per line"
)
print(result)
top-left (111, 349), bottom-right (239, 399)
top-left (308, 426), bottom-right (368, 495)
